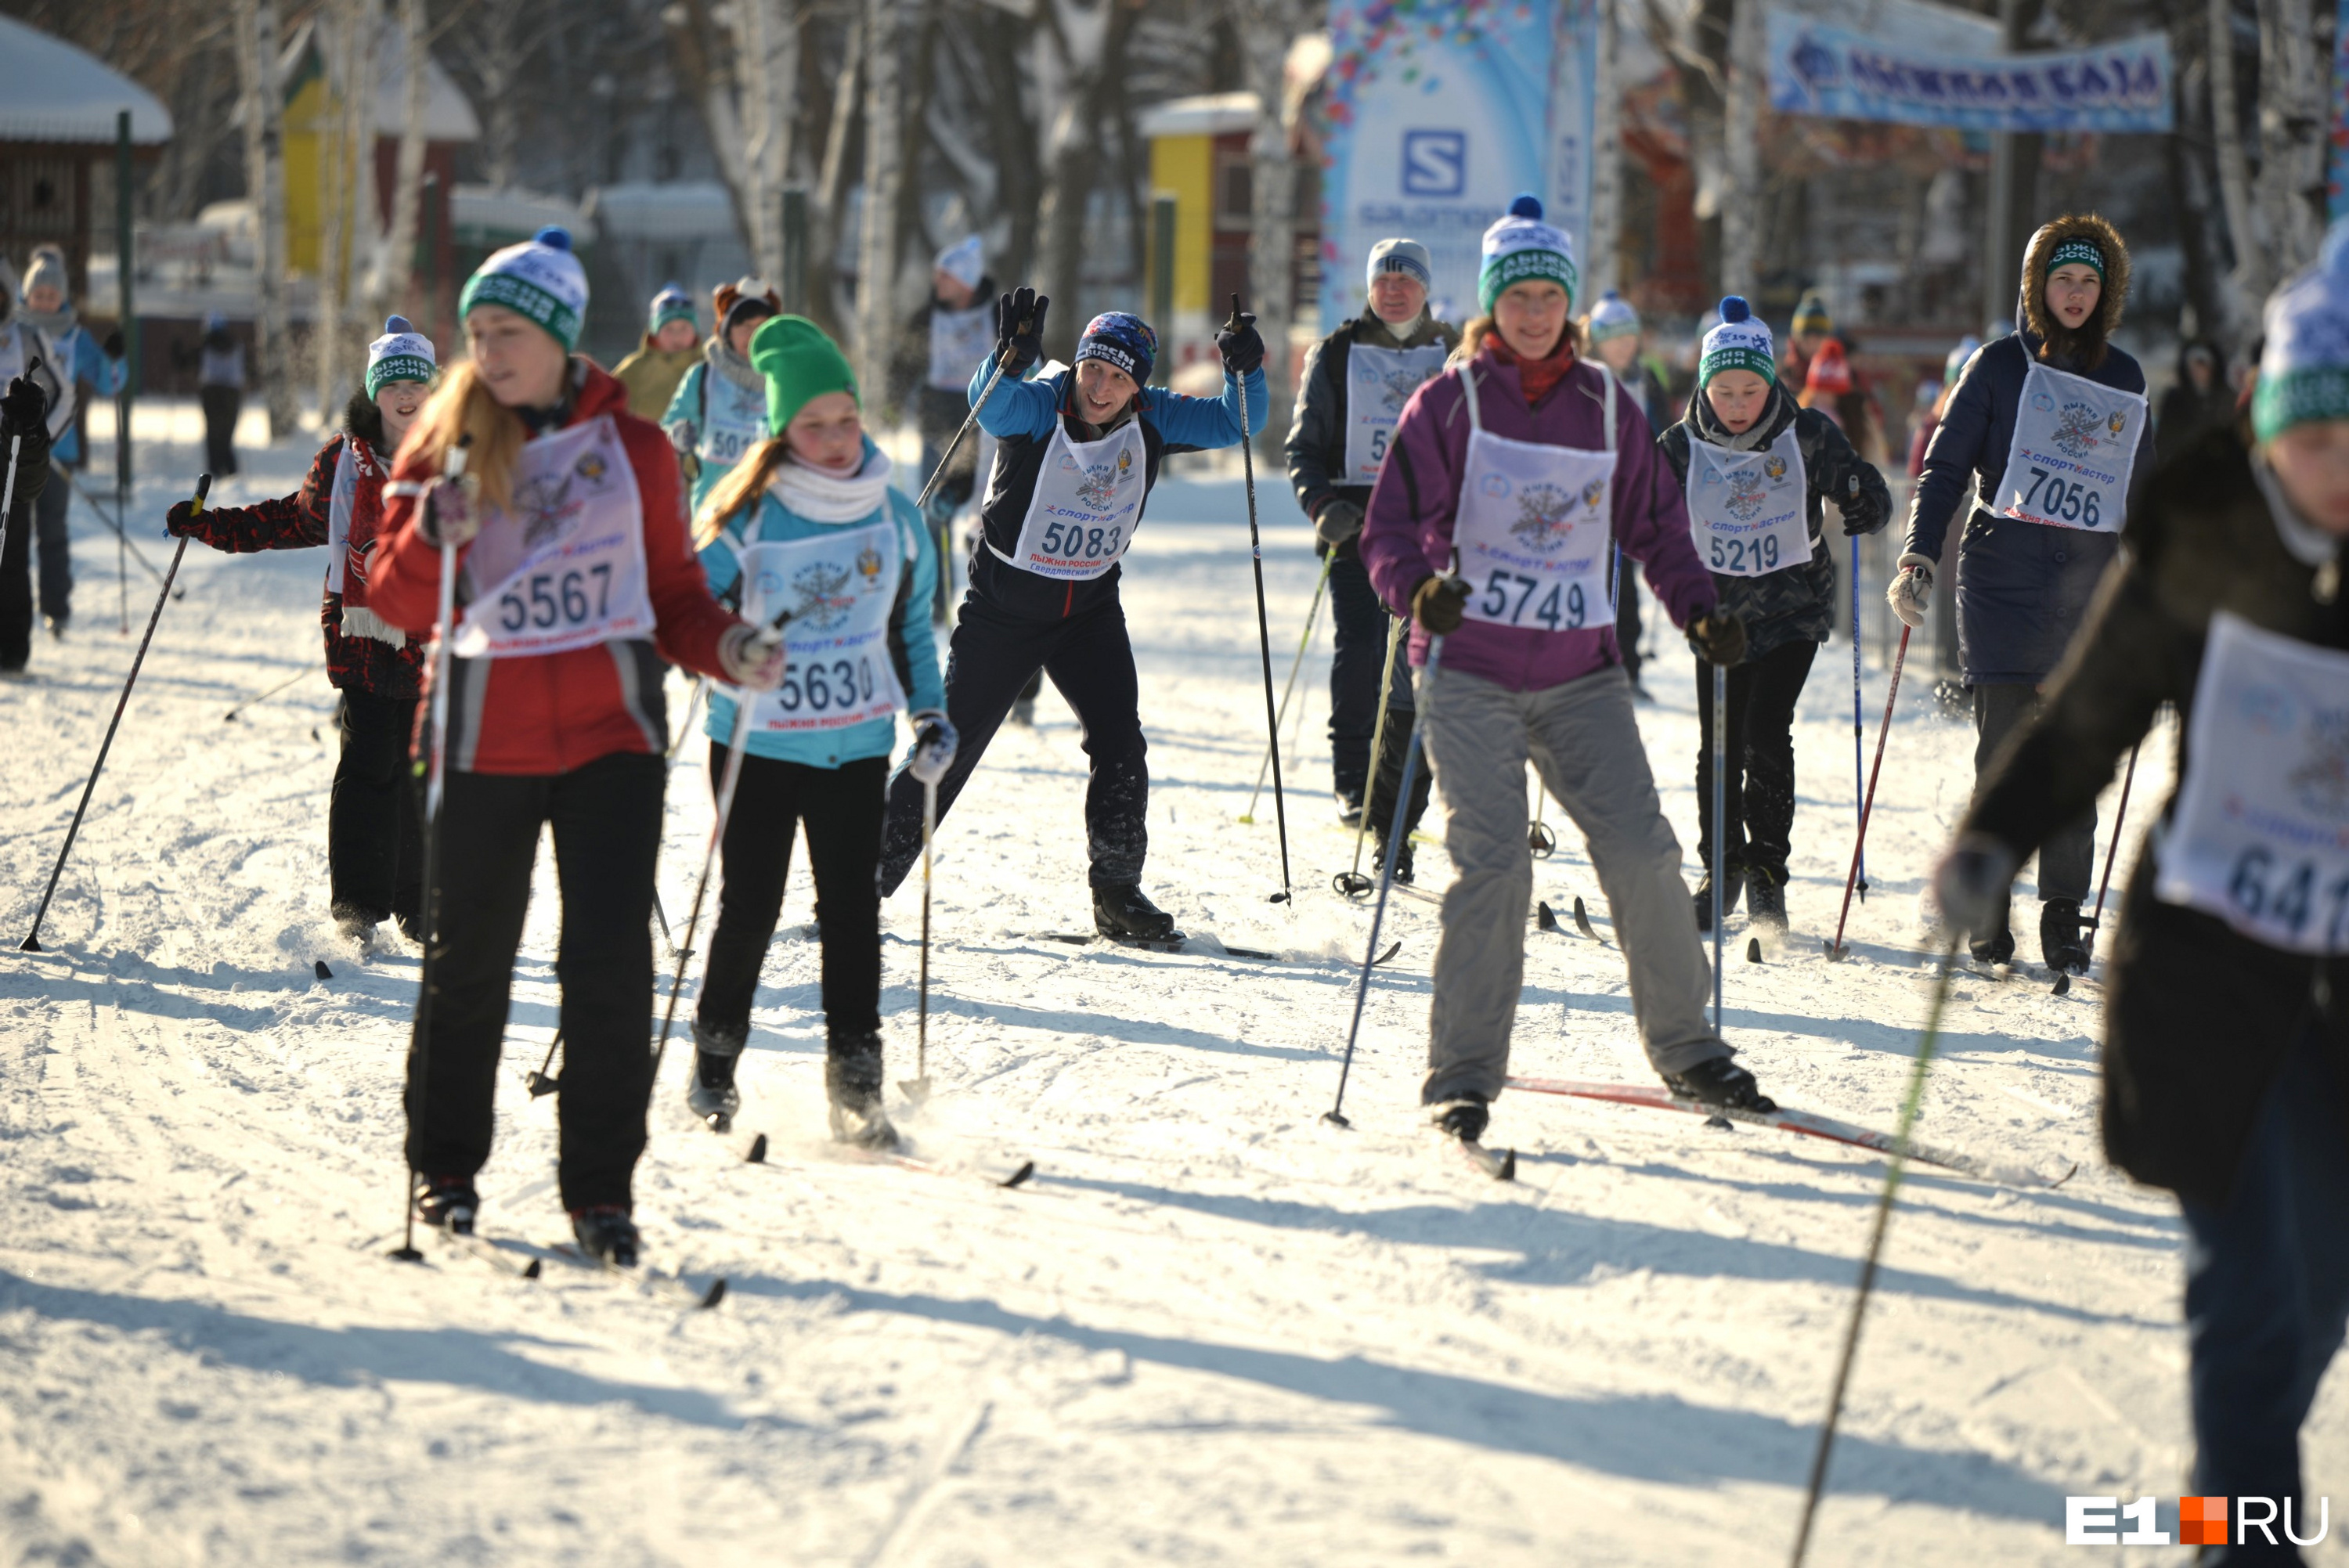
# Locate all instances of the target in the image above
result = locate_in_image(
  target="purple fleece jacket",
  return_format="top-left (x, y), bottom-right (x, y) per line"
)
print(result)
top-left (1360, 349), bottom-right (1716, 692)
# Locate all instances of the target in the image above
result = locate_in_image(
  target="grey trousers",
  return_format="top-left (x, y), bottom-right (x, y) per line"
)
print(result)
top-left (1420, 661), bottom-right (1729, 1105)
top-left (1974, 682), bottom-right (2096, 903)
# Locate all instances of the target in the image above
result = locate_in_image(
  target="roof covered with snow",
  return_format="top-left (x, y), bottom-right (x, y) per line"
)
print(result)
top-left (583, 182), bottom-right (741, 243)
top-left (0, 16), bottom-right (174, 145)
top-left (1137, 93), bottom-right (1261, 140)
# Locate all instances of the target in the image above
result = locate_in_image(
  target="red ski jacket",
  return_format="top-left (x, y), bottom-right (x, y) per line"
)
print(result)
top-left (370, 359), bottom-right (738, 775)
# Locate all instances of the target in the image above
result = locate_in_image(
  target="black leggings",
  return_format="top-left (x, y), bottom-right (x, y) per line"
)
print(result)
top-left (404, 751), bottom-right (664, 1212)
top-left (1694, 637), bottom-right (1818, 885)
top-left (697, 750), bottom-right (887, 1046)
top-left (330, 688), bottom-right (422, 926)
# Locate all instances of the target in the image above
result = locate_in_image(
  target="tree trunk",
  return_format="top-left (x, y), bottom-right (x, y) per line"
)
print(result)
top-left (857, 0), bottom-right (904, 415)
top-left (2256, 0), bottom-right (2326, 276)
top-left (1585, 0), bottom-right (1622, 303)
top-left (808, 16), bottom-right (867, 344)
top-left (2208, 0), bottom-right (2263, 314)
top-left (367, 0), bottom-right (430, 326)
top-left (1718, 0), bottom-right (1760, 300)
top-left (975, 16), bottom-right (1041, 283)
top-left (237, 0), bottom-right (298, 438)
top-left (1236, 1), bottom-right (1297, 448)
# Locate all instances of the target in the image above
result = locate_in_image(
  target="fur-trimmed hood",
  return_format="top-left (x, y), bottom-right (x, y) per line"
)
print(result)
top-left (341, 387), bottom-right (391, 455)
top-left (2017, 212), bottom-right (2130, 370)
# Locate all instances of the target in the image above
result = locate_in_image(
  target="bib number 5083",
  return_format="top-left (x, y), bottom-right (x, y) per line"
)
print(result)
top-left (1480, 569), bottom-right (1585, 631)
top-left (1038, 521), bottom-right (1121, 558)
top-left (497, 563), bottom-right (614, 633)
top-left (2225, 843), bottom-right (2349, 950)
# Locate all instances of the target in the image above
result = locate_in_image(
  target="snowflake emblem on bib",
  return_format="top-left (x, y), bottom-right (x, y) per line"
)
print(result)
top-left (1075, 448), bottom-right (1133, 510)
top-left (2051, 402), bottom-right (2105, 458)
top-left (2290, 709), bottom-right (2349, 820)
top-left (1724, 469), bottom-right (1769, 521)
top-left (1508, 485), bottom-right (1578, 552)
top-left (1377, 366), bottom-right (1425, 413)
top-left (513, 470), bottom-right (576, 550)
top-left (791, 561), bottom-right (857, 631)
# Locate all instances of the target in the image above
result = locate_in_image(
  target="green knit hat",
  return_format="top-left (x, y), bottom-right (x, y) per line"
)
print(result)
top-left (749, 314), bottom-right (860, 435)
top-left (2048, 237), bottom-right (2106, 280)
top-left (458, 227), bottom-right (590, 352)
top-left (1478, 195), bottom-right (1577, 314)
top-left (2253, 221), bottom-right (2349, 442)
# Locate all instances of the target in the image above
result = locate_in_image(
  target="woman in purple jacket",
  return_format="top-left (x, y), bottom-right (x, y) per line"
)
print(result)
top-left (1359, 196), bottom-right (1770, 1147)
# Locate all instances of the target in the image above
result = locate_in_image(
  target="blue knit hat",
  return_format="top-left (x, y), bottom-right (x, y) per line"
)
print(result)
top-left (366, 315), bottom-right (435, 398)
top-left (1075, 312), bottom-right (1156, 384)
top-left (1478, 194), bottom-right (1577, 313)
top-left (648, 282), bottom-right (695, 336)
top-left (1698, 296), bottom-right (1776, 387)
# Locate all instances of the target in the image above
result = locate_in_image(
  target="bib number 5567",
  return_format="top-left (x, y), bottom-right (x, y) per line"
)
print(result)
top-left (498, 564), bottom-right (614, 633)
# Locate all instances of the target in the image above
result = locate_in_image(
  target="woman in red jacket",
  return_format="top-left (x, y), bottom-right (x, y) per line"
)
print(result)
top-left (370, 228), bottom-right (784, 1265)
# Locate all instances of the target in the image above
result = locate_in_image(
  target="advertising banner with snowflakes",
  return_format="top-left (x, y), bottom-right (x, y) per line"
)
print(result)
top-left (1765, 12), bottom-right (2173, 133)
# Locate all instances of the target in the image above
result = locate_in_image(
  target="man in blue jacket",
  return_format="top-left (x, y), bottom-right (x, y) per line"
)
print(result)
top-left (1889, 214), bottom-right (2151, 971)
top-left (875, 289), bottom-right (1266, 939)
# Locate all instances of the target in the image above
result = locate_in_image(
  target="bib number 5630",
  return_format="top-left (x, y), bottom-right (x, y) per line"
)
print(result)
top-left (497, 564), bottom-right (614, 633)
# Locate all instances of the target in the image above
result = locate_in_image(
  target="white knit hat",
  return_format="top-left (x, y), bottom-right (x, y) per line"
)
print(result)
top-left (366, 315), bottom-right (436, 397)
top-left (935, 236), bottom-right (984, 291)
top-left (1478, 195), bottom-right (1577, 312)
top-left (2256, 218), bottom-right (2349, 442)
top-left (1586, 290), bottom-right (1640, 344)
top-left (459, 226), bottom-right (590, 351)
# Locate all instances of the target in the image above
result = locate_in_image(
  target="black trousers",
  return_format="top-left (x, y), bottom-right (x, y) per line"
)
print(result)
top-left (1615, 559), bottom-right (1644, 684)
top-left (0, 456), bottom-right (37, 670)
top-left (404, 751), bottom-right (664, 1212)
top-left (200, 385), bottom-right (241, 478)
top-left (1326, 550), bottom-right (1415, 804)
top-left (1694, 638), bottom-right (1818, 885)
top-left (880, 589), bottom-right (1148, 895)
top-left (34, 459), bottom-right (70, 625)
top-left (1974, 681), bottom-right (2095, 903)
top-left (698, 750), bottom-right (886, 1045)
top-left (331, 689), bottom-right (423, 926)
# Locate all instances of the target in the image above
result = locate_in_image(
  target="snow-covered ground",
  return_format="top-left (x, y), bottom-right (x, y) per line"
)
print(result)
top-left (2, 407), bottom-right (2340, 1566)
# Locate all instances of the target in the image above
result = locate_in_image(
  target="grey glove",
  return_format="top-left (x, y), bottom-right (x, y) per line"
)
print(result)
top-left (418, 476), bottom-right (479, 548)
top-left (1315, 499), bottom-right (1366, 551)
top-left (719, 619), bottom-right (787, 691)
top-left (1934, 831), bottom-right (2020, 936)
top-left (907, 709), bottom-right (959, 784)
top-left (1889, 554), bottom-right (1935, 629)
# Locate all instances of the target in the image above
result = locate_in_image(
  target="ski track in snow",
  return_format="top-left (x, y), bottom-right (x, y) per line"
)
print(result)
top-left (2, 415), bottom-right (2339, 1566)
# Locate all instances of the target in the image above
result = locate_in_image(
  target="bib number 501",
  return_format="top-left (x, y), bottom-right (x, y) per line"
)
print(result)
top-left (1480, 569), bottom-right (1585, 631)
top-left (498, 563), bottom-right (614, 633)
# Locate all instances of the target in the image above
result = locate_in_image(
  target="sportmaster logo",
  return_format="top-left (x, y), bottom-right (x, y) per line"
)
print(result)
top-left (2289, 708), bottom-right (2349, 819)
top-left (1073, 447), bottom-right (1134, 510)
top-left (790, 561), bottom-right (856, 631)
top-left (2051, 401), bottom-right (2107, 458)
top-left (1507, 483), bottom-right (1591, 552)
top-left (2066, 1494), bottom-right (2329, 1548)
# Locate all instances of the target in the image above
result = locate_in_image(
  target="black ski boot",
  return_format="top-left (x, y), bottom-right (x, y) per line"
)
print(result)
top-left (332, 902), bottom-right (381, 948)
top-left (2040, 898), bottom-right (2091, 975)
top-left (1336, 788), bottom-right (1365, 829)
top-left (1664, 1056), bottom-right (1777, 1113)
top-left (1094, 883), bottom-right (1178, 942)
top-left (413, 1174), bottom-right (478, 1235)
top-left (686, 1021), bottom-right (744, 1132)
top-left (1969, 897), bottom-right (2015, 966)
top-left (1745, 869), bottom-right (1788, 933)
top-left (1693, 866), bottom-right (1744, 931)
top-left (1428, 1097), bottom-right (1490, 1144)
top-left (825, 1030), bottom-right (898, 1148)
top-left (1377, 833), bottom-right (1416, 885)
top-left (570, 1206), bottom-right (640, 1267)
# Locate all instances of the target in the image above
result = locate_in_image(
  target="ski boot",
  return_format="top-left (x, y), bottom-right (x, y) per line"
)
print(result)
top-left (825, 1030), bottom-right (899, 1148)
top-left (1664, 1056), bottom-right (1777, 1114)
top-left (687, 1020), bottom-right (745, 1132)
top-left (1428, 1097), bottom-right (1490, 1144)
top-left (1969, 898), bottom-right (2015, 967)
top-left (331, 902), bottom-right (381, 948)
top-left (1693, 865), bottom-right (1744, 932)
top-left (1336, 788), bottom-right (1365, 830)
top-left (413, 1174), bottom-right (479, 1235)
top-left (1094, 883), bottom-right (1178, 942)
top-left (1745, 869), bottom-right (1788, 934)
top-left (570, 1206), bottom-right (640, 1267)
top-left (2040, 898), bottom-right (2091, 975)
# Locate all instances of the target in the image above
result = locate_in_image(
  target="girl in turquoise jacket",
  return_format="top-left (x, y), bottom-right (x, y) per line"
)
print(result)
top-left (687, 315), bottom-right (948, 1144)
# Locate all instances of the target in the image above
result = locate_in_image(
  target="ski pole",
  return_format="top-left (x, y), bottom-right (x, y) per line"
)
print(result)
top-left (63, 468), bottom-right (182, 597)
top-left (1240, 550), bottom-right (1333, 824)
top-left (394, 438), bottom-right (471, 1263)
top-left (901, 774), bottom-right (940, 1104)
top-left (1850, 523), bottom-right (1867, 901)
top-left (1227, 295), bottom-right (1292, 906)
top-left (912, 299), bottom-right (1041, 514)
top-left (1326, 633), bottom-right (1444, 1126)
top-left (1712, 660), bottom-right (1727, 1029)
top-left (648, 676), bottom-right (711, 958)
top-left (649, 607), bottom-right (793, 1085)
top-left (1826, 624), bottom-right (1912, 961)
top-left (1789, 938), bottom-right (1961, 1566)
top-left (222, 665), bottom-right (316, 722)
top-left (20, 473), bottom-right (209, 953)
top-left (2087, 739), bottom-right (2142, 937)
top-left (1333, 613), bottom-right (1406, 898)
top-left (1528, 772), bottom-right (1557, 858)
top-left (0, 356), bottom-right (40, 570)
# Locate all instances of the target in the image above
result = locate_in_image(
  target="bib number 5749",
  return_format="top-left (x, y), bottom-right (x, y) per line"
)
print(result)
top-left (498, 563), bottom-right (614, 633)
top-left (1480, 569), bottom-right (1585, 631)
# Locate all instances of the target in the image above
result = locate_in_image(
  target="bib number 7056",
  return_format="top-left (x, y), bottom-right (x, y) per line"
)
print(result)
top-left (497, 564), bottom-right (615, 633)
top-left (1480, 569), bottom-right (1585, 631)
top-left (2021, 466), bottom-right (2102, 528)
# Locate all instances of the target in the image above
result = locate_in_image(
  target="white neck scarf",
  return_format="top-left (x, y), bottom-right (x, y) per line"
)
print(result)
top-left (767, 446), bottom-right (893, 523)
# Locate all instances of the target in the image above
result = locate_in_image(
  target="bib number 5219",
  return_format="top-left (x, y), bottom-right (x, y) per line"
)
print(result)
top-left (497, 564), bottom-right (614, 633)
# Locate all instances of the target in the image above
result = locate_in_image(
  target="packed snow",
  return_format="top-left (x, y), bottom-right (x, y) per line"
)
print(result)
top-left (3, 406), bottom-right (2341, 1566)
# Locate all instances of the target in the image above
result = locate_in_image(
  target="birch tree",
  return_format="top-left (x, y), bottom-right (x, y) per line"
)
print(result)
top-left (235, 0), bottom-right (298, 436)
top-left (857, 0), bottom-right (904, 406)
top-left (666, 0), bottom-right (801, 283)
top-left (1228, 0), bottom-right (1305, 446)
top-left (364, 0), bottom-right (431, 328)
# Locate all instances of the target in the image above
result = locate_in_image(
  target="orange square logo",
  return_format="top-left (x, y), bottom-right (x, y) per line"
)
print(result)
top-left (2181, 1496), bottom-right (2230, 1546)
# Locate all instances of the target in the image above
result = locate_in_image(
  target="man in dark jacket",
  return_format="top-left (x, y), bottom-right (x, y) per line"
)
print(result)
top-left (0, 366), bottom-right (52, 676)
top-left (2156, 337), bottom-right (2234, 467)
top-left (1285, 236), bottom-right (1457, 867)
top-left (1937, 228), bottom-right (2349, 1552)
top-left (1891, 212), bottom-right (2152, 971)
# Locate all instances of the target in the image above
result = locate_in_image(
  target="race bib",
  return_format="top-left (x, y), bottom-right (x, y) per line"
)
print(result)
top-left (929, 305), bottom-right (995, 392)
top-left (1001, 418), bottom-right (1146, 580)
top-left (1686, 426), bottom-right (1810, 578)
top-left (1343, 341), bottom-right (1449, 483)
top-left (2157, 611), bottom-right (2349, 955)
top-left (727, 520), bottom-right (908, 732)
top-left (1449, 366), bottom-right (1615, 633)
top-left (697, 364), bottom-right (771, 472)
top-left (453, 416), bottom-right (656, 658)
top-left (1991, 361), bottom-right (2145, 532)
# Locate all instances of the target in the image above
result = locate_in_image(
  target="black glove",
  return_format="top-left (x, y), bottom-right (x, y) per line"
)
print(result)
top-left (166, 499), bottom-right (200, 538)
top-left (994, 287), bottom-right (1050, 375)
top-left (103, 330), bottom-right (126, 359)
top-left (0, 373), bottom-right (45, 441)
top-left (1411, 573), bottom-right (1468, 635)
top-left (1686, 610), bottom-right (1748, 665)
top-left (1838, 472), bottom-right (1886, 536)
top-left (1314, 499), bottom-right (1365, 551)
top-left (1217, 310), bottom-right (1265, 377)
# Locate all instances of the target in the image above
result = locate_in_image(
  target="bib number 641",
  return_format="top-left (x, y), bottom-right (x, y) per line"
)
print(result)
top-left (2226, 843), bottom-right (2349, 950)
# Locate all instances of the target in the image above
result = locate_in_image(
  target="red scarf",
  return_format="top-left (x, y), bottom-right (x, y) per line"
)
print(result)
top-left (1485, 332), bottom-right (1579, 405)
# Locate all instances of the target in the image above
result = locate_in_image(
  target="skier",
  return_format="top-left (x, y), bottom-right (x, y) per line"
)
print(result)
top-left (897, 236), bottom-right (996, 621)
top-left (1936, 224), bottom-right (2349, 1561)
top-left (1907, 336), bottom-right (1980, 478)
top-left (1284, 235), bottom-right (1456, 872)
top-left (1658, 297), bottom-right (1892, 933)
top-left (684, 313), bottom-right (947, 1145)
top-left (1359, 194), bottom-right (1771, 1146)
top-left (0, 367), bottom-right (54, 677)
top-left (1890, 214), bottom-right (2151, 971)
top-left (9, 245), bottom-right (127, 642)
top-left (1799, 337), bottom-right (1881, 462)
top-left (662, 277), bottom-right (781, 511)
top-left (873, 290), bottom-right (1268, 937)
top-left (1782, 290), bottom-right (1835, 388)
top-left (165, 317), bottom-right (439, 946)
top-left (2156, 337), bottom-right (2234, 467)
top-left (188, 312), bottom-right (245, 478)
top-left (1584, 289), bottom-right (1672, 697)
top-left (369, 228), bottom-right (783, 1264)
top-left (612, 281), bottom-right (702, 423)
